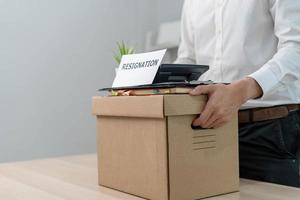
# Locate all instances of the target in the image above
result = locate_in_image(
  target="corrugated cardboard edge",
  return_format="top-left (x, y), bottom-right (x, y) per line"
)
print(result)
top-left (92, 95), bottom-right (164, 118)
top-left (163, 94), bottom-right (207, 116)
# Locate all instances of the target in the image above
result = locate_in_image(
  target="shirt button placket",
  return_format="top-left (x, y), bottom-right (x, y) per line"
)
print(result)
top-left (215, 0), bottom-right (224, 81)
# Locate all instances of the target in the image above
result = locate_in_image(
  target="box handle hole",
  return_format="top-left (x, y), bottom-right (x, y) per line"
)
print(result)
top-left (191, 124), bottom-right (211, 130)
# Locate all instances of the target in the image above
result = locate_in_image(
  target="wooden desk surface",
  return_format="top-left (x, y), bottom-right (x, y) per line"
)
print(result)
top-left (0, 154), bottom-right (299, 200)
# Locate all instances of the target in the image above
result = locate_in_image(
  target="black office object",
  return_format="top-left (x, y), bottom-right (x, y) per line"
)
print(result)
top-left (99, 80), bottom-right (214, 91)
top-left (152, 64), bottom-right (209, 84)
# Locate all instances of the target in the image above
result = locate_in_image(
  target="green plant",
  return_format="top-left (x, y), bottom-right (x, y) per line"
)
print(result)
top-left (114, 42), bottom-right (135, 64)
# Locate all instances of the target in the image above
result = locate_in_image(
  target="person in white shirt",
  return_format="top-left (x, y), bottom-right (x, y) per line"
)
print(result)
top-left (176, 0), bottom-right (300, 187)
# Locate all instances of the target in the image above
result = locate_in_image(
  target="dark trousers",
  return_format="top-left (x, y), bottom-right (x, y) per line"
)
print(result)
top-left (239, 110), bottom-right (300, 187)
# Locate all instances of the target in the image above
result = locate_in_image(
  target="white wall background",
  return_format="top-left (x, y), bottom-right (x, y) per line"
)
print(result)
top-left (0, 0), bottom-right (184, 163)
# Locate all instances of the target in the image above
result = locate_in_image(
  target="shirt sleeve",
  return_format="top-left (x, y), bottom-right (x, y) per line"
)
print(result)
top-left (174, 0), bottom-right (196, 64)
top-left (248, 0), bottom-right (300, 98)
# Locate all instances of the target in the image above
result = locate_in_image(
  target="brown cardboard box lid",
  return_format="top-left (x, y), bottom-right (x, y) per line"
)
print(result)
top-left (92, 94), bottom-right (207, 118)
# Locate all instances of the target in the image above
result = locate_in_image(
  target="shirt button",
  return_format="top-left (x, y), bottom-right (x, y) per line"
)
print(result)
top-left (216, 29), bottom-right (222, 35)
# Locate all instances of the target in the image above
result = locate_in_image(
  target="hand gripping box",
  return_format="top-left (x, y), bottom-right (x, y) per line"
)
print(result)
top-left (92, 94), bottom-right (239, 200)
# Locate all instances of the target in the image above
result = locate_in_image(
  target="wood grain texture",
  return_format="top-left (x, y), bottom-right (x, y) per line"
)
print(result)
top-left (0, 154), bottom-right (299, 200)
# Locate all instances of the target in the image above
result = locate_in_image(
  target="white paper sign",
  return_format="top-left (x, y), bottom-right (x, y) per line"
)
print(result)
top-left (112, 49), bottom-right (167, 88)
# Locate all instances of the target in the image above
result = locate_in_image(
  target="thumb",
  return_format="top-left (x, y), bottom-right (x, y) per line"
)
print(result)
top-left (189, 85), bottom-right (213, 96)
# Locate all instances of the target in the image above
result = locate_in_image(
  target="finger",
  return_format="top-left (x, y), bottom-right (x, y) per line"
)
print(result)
top-left (190, 85), bottom-right (212, 96)
top-left (192, 102), bottom-right (214, 127)
top-left (203, 111), bottom-right (220, 128)
top-left (211, 118), bottom-right (228, 129)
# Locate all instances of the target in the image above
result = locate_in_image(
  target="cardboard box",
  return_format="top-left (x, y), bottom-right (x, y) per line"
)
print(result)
top-left (92, 94), bottom-right (239, 200)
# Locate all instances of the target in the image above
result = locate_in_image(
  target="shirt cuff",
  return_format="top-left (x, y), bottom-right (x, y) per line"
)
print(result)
top-left (248, 64), bottom-right (280, 98)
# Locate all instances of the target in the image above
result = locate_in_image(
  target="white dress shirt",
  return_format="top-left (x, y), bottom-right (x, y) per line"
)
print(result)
top-left (175, 0), bottom-right (300, 108)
